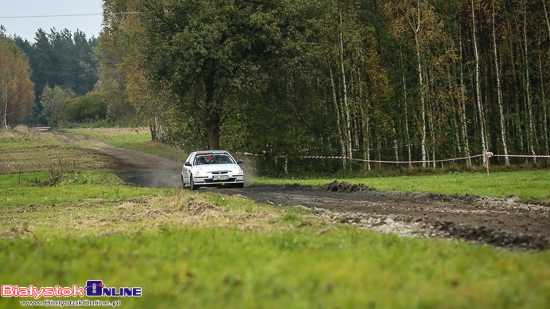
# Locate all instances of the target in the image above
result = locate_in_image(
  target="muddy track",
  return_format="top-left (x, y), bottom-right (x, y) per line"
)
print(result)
top-left (53, 131), bottom-right (550, 250)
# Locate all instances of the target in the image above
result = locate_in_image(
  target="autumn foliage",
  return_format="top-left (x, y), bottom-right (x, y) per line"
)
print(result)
top-left (0, 31), bottom-right (34, 129)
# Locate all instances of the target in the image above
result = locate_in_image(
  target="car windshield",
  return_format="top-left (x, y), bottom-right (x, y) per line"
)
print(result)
top-left (194, 154), bottom-right (235, 165)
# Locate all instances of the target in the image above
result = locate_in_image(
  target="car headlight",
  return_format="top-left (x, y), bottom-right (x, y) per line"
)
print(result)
top-left (195, 169), bottom-right (209, 177)
top-left (232, 167), bottom-right (243, 175)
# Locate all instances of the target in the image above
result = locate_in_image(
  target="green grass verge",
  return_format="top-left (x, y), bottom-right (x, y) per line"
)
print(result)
top-left (257, 169), bottom-right (550, 204)
top-left (0, 170), bottom-right (170, 207)
top-left (2, 224), bottom-right (550, 308)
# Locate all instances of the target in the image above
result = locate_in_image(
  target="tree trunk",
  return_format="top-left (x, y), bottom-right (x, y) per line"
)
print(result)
top-left (446, 56), bottom-right (461, 159)
top-left (358, 70), bottom-right (371, 171)
top-left (328, 57), bottom-right (347, 167)
top-left (504, 3), bottom-right (525, 155)
top-left (376, 139), bottom-right (382, 169)
top-left (401, 50), bottom-right (412, 167)
top-left (363, 112), bottom-right (371, 171)
top-left (338, 7), bottom-right (352, 163)
top-left (203, 77), bottom-right (221, 150)
top-left (149, 123), bottom-right (156, 141)
top-left (538, 46), bottom-right (549, 160)
top-left (410, 1), bottom-right (427, 168)
top-left (523, 0), bottom-right (537, 165)
top-left (544, 0), bottom-right (550, 160)
top-left (429, 105), bottom-right (436, 169)
top-left (426, 66), bottom-right (436, 169)
top-left (471, 0), bottom-right (487, 166)
top-left (393, 125), bottom-right (399, 168)
top-left (492, 2), bottom-right (510, 166)
top-left (206, 111), bottom-right (221, 150)
top-left (459, 38), bottom-right (471, 166)
top-left (453, 113), bottom-right (461, 157)
top-left (2, 87), bottom-right (7, 129)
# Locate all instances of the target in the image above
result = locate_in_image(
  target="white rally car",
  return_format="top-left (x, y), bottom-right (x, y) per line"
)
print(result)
top-left (181, 150), bottom-right (244, 190)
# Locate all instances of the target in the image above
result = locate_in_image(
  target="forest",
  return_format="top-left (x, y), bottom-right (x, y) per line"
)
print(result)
top-left (14, 29), bottom-right (100, 125)
top-left (3, 0), bottom-right (550, 173)
top-left (0, 28), bottom-right (99, 127)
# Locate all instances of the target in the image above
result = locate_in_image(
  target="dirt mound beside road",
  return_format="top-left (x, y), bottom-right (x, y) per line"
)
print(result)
top-left (322, 180), bottom-right (374, 192)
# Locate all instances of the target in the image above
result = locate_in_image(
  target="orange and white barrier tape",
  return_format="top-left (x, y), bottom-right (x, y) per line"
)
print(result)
top-left (303, 156), bottom-right (353, 159)
top-left (304, 154), bottom-right (483, 164)
top-left (486, 152), bottom-right (550, 158)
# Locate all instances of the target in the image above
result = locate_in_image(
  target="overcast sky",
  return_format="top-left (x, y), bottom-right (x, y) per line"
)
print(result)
top-left (0, 0), bottom-right (103, 42)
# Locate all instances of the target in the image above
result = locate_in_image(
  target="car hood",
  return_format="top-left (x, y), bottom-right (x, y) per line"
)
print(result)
top-left (194, 164), bottom-right (239, 172)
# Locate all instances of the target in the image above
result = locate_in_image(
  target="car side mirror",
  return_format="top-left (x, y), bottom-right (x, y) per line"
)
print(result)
top-left (237, 159), bottom-right (243, 164)
top-left (184, 162), bottom-right (192, 167)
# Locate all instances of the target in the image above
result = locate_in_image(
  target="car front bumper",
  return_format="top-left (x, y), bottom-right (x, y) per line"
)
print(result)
top-left (193, 175), bottom-right (244, 186)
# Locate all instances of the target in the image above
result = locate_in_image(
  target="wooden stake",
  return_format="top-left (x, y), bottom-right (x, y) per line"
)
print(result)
top-left (486, 149), bottom-right (490, 176)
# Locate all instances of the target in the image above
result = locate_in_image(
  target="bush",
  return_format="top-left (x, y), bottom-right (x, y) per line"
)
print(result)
top-left (65, 91), bottom-right (107, 123)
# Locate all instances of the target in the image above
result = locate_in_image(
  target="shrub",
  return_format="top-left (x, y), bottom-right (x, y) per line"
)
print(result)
top-left (65, 91), bottom-right (107, 123)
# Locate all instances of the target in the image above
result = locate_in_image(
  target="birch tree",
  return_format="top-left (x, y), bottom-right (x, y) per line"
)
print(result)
top-left (0, 31), bottom-right (34, 128)
top-left (522, 0), bottom-right (538, 165)
top-left (40, 86), bottom-right (74, 126)
top-left (387, 0), bottom-right (448, 167)
top-left (492, 0), bottom-right (510, 165)
top-left (471, 0), bottom-right (488, 166)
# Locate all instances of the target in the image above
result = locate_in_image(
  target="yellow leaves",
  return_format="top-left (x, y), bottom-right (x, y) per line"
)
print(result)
top-left (0, 34), bottom-right (34, 126)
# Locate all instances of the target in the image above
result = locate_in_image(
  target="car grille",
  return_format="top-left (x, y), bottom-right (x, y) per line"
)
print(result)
top-left (211, 171), bottom-right (229, 175)
top-left (205, 178), bottom-right (237, 183)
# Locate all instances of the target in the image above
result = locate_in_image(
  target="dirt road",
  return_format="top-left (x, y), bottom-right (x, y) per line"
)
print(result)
top-left (53, 130), bottom-right (183, 188)
top-left (55, 131), bottom-right (550, 250)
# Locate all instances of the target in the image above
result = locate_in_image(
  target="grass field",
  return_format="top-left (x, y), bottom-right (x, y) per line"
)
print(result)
top-left (0, 170), bottom-right (170, 207)
top-left (3, 224), bottom-right (550, 308)
top-left (1, 127), bottom-right (550, 308)
top-left (0, 126), bottom-right (115, 174)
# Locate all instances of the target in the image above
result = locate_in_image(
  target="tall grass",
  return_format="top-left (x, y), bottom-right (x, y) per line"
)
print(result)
top-left (0, 170), bottom-right (170, 207)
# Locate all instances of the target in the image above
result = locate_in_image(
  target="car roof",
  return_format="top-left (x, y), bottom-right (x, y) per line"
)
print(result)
top-left (193, 150), bottom-right (231, 155)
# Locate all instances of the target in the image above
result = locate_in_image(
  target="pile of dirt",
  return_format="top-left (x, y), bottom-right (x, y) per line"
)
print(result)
top-left (429, 219), bottom-right (550, 250)
top-left (322, 180), bottom-right (375, 193)
top-left (279, 183), bottom-right (315, 191)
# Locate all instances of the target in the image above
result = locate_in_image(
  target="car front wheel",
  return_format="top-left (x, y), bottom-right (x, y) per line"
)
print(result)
top-left (190, 176), bottom-right (197, 190)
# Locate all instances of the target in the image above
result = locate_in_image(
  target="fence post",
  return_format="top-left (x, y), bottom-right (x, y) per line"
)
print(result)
top-left (486, 150), bottom-right (490, 176)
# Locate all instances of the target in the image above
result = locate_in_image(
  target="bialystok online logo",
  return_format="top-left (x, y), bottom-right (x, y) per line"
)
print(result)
top-left (1, 280), bottom-right (142, 299)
